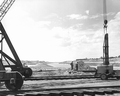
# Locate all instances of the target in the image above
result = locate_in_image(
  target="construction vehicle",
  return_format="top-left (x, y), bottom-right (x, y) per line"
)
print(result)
top-left (70, 0), bottom-right (120, 80)
top-left (0, 0), bottom-right (24, 91)
top-left (93, 0), bottom-right (120, 80)
top-left (0, 62), bottom-right (23, 91)
top-left (0, 0), bottom-right (32, 78)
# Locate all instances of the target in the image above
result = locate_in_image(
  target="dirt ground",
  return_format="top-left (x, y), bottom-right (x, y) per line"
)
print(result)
top-left (1, 71), bottom-right (120, 96)
top-left (1, 78), bottom-right (120, 90)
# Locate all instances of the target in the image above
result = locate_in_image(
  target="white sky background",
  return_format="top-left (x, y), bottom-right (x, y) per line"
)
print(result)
top-left (1, 0), bottom-right (120, 62)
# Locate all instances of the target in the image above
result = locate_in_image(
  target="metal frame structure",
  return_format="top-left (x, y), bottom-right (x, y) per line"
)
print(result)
top-left (0, 0), bottom-right (24, 91)
top-left (0, 22), bottom-right (32, 77)
top-left (0, 0), bottom-right (33, 91)
top-left (0, 0), bottom-right (32, 78)
top-left (0, 0), bottom-right (15, 21)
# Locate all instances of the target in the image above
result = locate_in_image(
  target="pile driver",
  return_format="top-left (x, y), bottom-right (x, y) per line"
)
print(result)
top-left (95, 0), bottom-right (120, 80)
top-left (70, 0), bottom-right (120, 80)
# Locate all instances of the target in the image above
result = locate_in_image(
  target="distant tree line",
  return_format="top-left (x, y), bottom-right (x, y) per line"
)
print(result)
top-left (79, 55), bottom-right (120, 60)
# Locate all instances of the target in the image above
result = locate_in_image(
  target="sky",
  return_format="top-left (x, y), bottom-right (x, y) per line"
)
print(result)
top-left (1, 0), bottom-right (120, 62)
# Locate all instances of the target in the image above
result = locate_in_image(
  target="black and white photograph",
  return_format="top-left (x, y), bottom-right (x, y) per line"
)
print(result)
top-left (0, 0), bottom-right (120, 96)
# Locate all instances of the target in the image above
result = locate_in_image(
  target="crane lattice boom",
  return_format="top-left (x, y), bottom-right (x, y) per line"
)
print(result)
top-left (0, 0), bottom-right (15, 21)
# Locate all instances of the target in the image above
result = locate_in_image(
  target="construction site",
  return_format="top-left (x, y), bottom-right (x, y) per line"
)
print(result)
top-left (0, 0), bottom-right (120, 96)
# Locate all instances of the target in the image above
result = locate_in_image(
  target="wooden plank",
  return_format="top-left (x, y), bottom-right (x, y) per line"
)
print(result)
top-left (25, 75), bottom-right (95, 81)
top-left (93, 90), bottom-right (105, 95)
top-left (16, 94), bottom-right (25, 96)
top-left (49, 93), bottom-right (60, 96)
top-left (60, 91), bottom-right (73, 96)
top-left (68, 89), bottom-right (83, 96)
top-left (72, 92), bottom-right (83, 96)
top-left (82, 90), bottom-right (95, 96)
top-left (25, 94), bottom-right (36, 96)
top-left (37, 93), bottom-right (50, 96)
top-left (104, 90), bottom-right (114, 94)
top-left (111, 89), bottom-right (120, 93)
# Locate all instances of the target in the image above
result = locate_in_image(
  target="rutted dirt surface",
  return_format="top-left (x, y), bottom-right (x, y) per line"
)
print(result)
top-left (2, 79), bottom-right (100, 90)
top-left (23, 79), bottom-right (120, 90)
top-left (23, 79), bottom-right (102, 89)
top-left (1, 78), bottom-right (120, 94)
top-left (1, 71), bottom-right (120, 95)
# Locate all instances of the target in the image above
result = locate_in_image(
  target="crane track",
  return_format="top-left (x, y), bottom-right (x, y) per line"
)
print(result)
top-left (1, 76), bottom-right (120, 96)
top-left (1, 84), bottom-right (120, 96)
top-left (25, 75), bottom-right (96, 81)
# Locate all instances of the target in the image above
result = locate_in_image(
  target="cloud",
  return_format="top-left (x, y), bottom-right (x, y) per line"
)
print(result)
top-left (113, 12), bottom-right (120, 20)
top-left (1, 6), bottom-right (104, 61)
top-left (67, 14), bottom-right (88, 20)
top-left (90, 14), bottom-right (100, 19)
top-left (3, 0), bottom-right (120, 61)
top-left (109, 12), bottom-right (120, 39)
top-left (85, 10), bottom-right (89, 15)
top-left (70, 24), bottom-right (83, 29)
top-left (90, 12), bottom-right (115, 19)
top-left (37, 21), bottom-right (51, 28)
top-left (3, 10), bottom-right (104, 61)
top-left (66, 12), bottom-right (114, 20)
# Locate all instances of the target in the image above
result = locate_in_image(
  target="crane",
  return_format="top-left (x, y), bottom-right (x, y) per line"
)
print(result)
top-left (70, 0), bottom-right (120, 80)
top-left (95, 0), bottom-right (120, 80)
top-left (103, 0), bottom-right (109, 66)
top-left (0, 0), bottom-right (32, 78)
top-left (0, 0), bottom-right (32, 91)
top-left (0, 0), bottom-right (15, 21)
top-left (0, 0), bottom-right (23, 91)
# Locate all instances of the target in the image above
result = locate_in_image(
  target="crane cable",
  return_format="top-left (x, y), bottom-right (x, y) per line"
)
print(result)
top-left (103, 0), bottom-right (108, 33)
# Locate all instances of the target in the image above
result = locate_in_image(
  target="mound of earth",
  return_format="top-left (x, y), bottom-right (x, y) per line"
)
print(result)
top-left (22, 61), bottom-right (57, 71)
